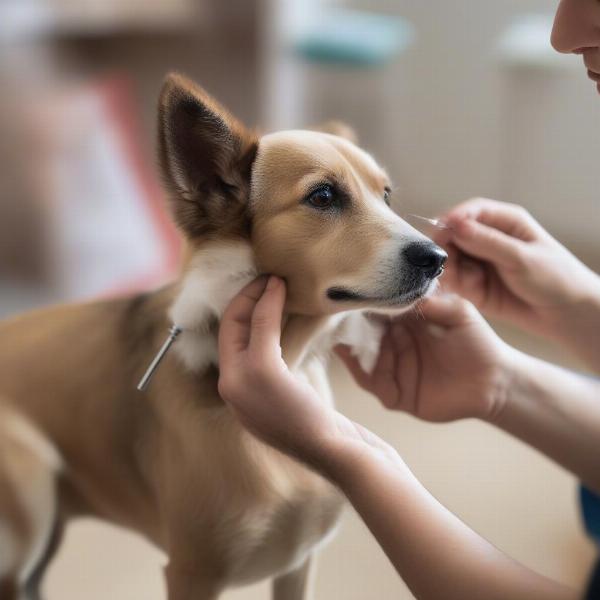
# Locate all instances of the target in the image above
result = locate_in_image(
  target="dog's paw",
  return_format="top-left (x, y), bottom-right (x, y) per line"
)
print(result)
top-left (336, 313), bottom-right (385, 374)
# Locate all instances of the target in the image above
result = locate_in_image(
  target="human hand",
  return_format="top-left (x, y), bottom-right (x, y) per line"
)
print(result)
top-left (218, 276), bottom-right (398, 473)
top-left (337, 294), bottom-right (516, 423)
top-left (433, 198), bottom-right (600, 343)
top-left (219, 282), bottom-right (577, 600)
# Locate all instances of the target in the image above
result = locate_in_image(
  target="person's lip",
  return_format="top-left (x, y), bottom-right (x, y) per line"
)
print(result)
top-left (587, 69), bottom-right (600, 82)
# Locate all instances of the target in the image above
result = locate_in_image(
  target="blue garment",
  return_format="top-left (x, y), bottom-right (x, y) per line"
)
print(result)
top-left (582, 487), bottom-right (600, 544)
top-left (581, 486), bottom-right (600, 599)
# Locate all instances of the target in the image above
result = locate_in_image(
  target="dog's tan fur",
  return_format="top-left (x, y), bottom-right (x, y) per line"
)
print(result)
top-left (0, 73), bottom-right (442, 600)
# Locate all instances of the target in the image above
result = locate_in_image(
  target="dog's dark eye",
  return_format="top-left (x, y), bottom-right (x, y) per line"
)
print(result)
top-left (306, 184), bottom-right (335, 210)
top-left (383, 187), bottom-right (392, 207)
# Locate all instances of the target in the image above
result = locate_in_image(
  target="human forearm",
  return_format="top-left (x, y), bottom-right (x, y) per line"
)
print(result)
top-left (549, 279), bottom-right (600, 373)
top-left (218, 276), bottom-right (582, 599)
top-left (324, 439), bottom-right (574, 600)
top-left (494, 350), bottom-right (600, 493)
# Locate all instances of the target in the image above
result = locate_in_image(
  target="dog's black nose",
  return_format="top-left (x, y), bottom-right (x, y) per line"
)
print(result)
top-left (403, 242), bottom-right (447, 276)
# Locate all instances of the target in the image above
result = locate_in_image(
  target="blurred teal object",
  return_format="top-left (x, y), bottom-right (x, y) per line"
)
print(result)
top-left (294, 8), bottom-right (415, 67)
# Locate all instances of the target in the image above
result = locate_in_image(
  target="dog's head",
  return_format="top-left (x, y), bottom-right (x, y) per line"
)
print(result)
top-left (159, 73), bottom-right (446, 316)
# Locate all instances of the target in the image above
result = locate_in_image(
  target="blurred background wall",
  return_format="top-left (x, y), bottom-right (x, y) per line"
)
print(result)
top-left (0, 0), bottom-right (598, 598)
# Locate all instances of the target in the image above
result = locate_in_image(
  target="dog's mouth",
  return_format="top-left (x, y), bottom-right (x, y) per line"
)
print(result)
top-left (327, 288), bottom-right (366, 302)
top-left (327, 281), bottom-right (433, 307)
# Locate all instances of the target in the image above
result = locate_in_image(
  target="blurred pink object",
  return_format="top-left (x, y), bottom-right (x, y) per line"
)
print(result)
top-left (43, 77), bottom-right (180, 300)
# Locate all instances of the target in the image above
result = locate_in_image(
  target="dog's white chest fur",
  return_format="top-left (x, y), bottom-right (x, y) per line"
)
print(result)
top-left (169, 243), bottom-right (258, 372)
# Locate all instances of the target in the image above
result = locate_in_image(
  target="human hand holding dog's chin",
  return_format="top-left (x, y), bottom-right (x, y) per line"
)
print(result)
top-left (218, 276), bottom-right (399, 478)
top-left (337, 294), bottom-right (517, 424)
top-left (433, 198), bottom-right (600, 369)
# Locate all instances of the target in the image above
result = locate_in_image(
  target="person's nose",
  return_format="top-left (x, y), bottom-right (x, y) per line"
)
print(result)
top-left (551, 0), bottom-right (600, 54)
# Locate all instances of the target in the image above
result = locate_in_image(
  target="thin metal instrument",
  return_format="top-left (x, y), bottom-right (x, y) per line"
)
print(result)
top-left (408, 214), bottom-right (452, 230)
top-left (137, 324), bottom-right (183, 392)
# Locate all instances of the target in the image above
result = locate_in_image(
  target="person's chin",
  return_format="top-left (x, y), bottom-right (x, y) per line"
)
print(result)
top-left (586, 69), bottom-right (600, 94)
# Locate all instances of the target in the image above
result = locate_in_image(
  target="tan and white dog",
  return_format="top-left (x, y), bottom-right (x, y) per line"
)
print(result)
top-left (0, 73), bottom-right (446, 600)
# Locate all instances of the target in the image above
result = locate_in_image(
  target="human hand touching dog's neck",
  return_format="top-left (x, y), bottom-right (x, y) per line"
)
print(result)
top-left (156, 243), bottom-right (336, 388)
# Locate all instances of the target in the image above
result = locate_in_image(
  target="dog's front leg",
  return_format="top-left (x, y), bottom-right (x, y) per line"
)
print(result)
top-left (272, 556), bottom-right (313, 600)
top-left (164, 561), bottom-right (223, 600)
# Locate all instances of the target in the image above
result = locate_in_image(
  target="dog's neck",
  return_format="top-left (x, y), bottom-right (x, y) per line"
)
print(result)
top-left (167, 241), bottom-right (339, 374)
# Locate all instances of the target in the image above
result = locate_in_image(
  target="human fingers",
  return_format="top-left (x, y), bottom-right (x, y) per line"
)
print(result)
top-left (447, 218), bottom-right (529, 270)
top-left (218, 276), bottom-right (269, 369)
top-left (445, 198), bottom-right (541, 241)
top-left (248, 276), bottom-right (287, 361)
top-left (415, 294), bottom-right (480, 328)
top-left (335, 344), bottom-right (373, 389)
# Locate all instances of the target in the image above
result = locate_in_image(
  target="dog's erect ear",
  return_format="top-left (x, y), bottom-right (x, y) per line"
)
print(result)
top-left (158, 73), bottom-right (258, 237)
top-left (308, 120), bottom-right (357, 144)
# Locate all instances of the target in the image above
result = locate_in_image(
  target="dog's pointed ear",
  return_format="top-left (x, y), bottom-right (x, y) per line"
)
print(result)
top-left (158, 73), bottom-right (258, 236)
top-left (308, 120), bottom-right (357, 144)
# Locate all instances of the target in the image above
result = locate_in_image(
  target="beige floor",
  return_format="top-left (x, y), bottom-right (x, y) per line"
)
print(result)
top-left (45, 324), bottom-right (596, 599)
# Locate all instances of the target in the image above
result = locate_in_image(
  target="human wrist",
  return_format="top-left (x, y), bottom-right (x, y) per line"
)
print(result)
top-left (547, 276), bottom-right (600, 369)
top-left (487, 349), bottom-right (547, 431)
top-left (469, 341), bottom-right (520, 424)
top-left (481, 345), bottom-right (529, 425)
top-left (317, 424), bottom-right (411, 490)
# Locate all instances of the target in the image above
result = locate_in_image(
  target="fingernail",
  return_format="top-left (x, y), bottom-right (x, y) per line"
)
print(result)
top-left (427, 324), bottom-right (446, 338)
top-left (450, 217), bottom-right (470, 234)
top-left (266, 275), bottom-right (280, 290)
top-left (435, 292), bottom-right (458, 303)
